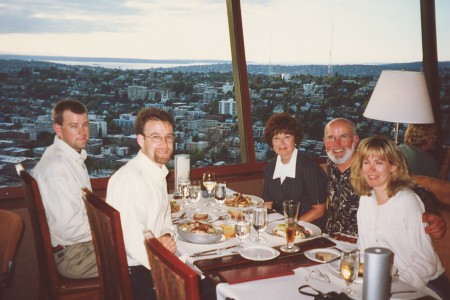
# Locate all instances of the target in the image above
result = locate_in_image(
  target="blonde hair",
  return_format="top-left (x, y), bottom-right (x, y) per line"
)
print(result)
top-left (404, 124), bottom-right (436, 147)
top-left (350, 135), bottom-right (414, 197)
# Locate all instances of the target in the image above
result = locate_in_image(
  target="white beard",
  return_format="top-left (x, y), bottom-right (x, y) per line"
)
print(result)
top-left (327, 143), bottom-right (355, 165)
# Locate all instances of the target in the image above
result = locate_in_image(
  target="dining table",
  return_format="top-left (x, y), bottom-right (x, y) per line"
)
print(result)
top-left (171, 192), bottom-right (439, 300)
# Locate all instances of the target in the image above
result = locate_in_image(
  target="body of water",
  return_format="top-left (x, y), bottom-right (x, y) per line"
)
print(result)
top-left (47, 60), bottom-right (217, 70)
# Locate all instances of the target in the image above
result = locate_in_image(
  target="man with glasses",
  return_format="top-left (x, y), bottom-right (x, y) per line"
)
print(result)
top-left (106, 108), bottom-right (176, 300)
top-left (324, 118), bottom-right (446, 240)
top-left (31, 99), bottom-right (98, 279)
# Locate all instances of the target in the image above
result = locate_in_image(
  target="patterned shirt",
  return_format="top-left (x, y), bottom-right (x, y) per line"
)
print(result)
top-left (325, 159), bottom-right (360, 237)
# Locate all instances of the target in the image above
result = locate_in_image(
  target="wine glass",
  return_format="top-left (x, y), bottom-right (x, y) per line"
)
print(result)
top-left (251, 207), bottom-right (268, 243)
top-left (188, 180), bottom-right (201, 211)
top-left (340, 250), bottom-right (359, 295)
top-left (202, 172), bottom-right (216, 206)
top-left (214, 181), bottom-right (227, 212)
top-left (234, 220), bottom-right (250, 248)
top-left (177, 175), bottom-right (190, 204)
top-left (280, 200), bottom-right (300, 253)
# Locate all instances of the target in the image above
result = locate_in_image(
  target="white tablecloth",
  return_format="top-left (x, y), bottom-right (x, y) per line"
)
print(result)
top-left (173, 194), bottom-right (438, 300)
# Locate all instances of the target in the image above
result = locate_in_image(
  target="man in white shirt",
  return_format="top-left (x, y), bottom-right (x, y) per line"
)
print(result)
top-left (31, 99), bottom-right (98, 279)
top-left (107, 108), bottom-right (176, 300)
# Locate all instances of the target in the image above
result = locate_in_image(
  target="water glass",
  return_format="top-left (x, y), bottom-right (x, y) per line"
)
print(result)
top-left (188, 180), bottom-right (201, 211)
top-left (177, 175), bottom-right (190, 203)
top-left (214, 181), bottom-right (227, 212)
top-left (251, 207), bottom-right (268, 243)
top-left (280, 200), bottom-right (300, 253)
top-left (235, 220), bottom-right (250, 248)
top-left (202, 172), bottom-right (216, 206)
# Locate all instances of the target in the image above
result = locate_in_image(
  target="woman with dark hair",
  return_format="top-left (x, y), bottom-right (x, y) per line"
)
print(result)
top-left (351, 135), bottom-right (449, 299)
top-left (262, 113), bottom-right (327, 230)
top-left (399, 124), bottom-right (439, 178)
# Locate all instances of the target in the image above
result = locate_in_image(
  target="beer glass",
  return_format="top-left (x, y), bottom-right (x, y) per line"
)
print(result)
top-left (280, 200), bottom-right (300, 253)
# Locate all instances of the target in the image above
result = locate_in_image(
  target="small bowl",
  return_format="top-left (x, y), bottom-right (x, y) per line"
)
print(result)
top-left (177, 221), bottom-right (223, 244)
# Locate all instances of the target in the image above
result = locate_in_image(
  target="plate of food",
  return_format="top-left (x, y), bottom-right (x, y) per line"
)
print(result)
top-left (177, 221), bottom-right (224, 244)
top-left (170, 199), bottom-right (183, 214)
top-left (240, 245), bottom-right (280, 261)
top-left (187, 212), bottom-right (219, 223)
top-left (304, 248), bottom-right (341, 263)
top-left (266, 221), bottom-right (321, 241)
top-left (224, 193), bottom-right (264, 209)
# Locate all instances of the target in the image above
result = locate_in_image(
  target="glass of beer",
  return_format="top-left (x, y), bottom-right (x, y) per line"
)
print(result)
top-left (280, 200), bottom-right (300, 253)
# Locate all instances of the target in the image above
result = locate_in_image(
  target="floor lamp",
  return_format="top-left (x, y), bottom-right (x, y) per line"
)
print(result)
top-left (363, 70), bottom-right (435, 144)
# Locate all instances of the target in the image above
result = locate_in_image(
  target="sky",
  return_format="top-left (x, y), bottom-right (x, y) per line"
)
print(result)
top-left (0, 0), bottom-right (448, 65)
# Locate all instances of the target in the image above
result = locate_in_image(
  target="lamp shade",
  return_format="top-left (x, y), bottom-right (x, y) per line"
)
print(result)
top-left (363, 70), bottom-right (435, 124)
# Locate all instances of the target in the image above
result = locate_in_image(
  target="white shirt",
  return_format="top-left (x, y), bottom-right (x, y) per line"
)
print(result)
top-left (106, 150), bottom-right (175, 268)
top-left (357, 188), bottom-right (444, 289)
top-left (272, 149), bottom-right (297, 184)
top-left (31, 136), bottom-right (92, 247)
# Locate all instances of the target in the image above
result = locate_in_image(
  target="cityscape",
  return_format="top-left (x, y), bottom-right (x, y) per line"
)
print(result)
top-left (1, 57), bottom-right (449, 188)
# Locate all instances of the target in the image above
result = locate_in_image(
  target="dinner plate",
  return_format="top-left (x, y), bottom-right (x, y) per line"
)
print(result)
top-left (187, 212), bottom-right (219, 223)
top-left (177, 234), bottom-right (227, 245)
top-left (266, 221), bottom-right (322, 241)
top-left (240, 245), bottom-right (280, 261)
top-left (304, 248), bottom-right (341, 263)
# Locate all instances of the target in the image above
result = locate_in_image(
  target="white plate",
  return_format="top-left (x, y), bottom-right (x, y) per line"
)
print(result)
top-left (327, 259), bottom-right (398, 285)
top-left (224, 194), bottom-right (264, 209)
top-left (188, 212), bottom-right (219, 223)
top-left (240, 245), bottom-right (280, 261)
top-left (304, 248), bottom-right (341, 263)
top-left (266, 221), bottom-right (322, 241)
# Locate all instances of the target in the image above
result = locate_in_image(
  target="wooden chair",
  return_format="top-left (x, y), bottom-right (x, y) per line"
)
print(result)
top-left (0, 210), bottom-right (24, 296)
top-left (82, 188), bottom-right (133, 300)
top-left (16, 165), bottom-right (100, 300)
top-left (144, 235), bottom-right (200, 300)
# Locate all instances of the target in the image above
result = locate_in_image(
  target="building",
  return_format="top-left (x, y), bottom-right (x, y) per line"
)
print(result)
top-left (219, 98), bottom-right (237, 116)
top-left (128, 85), bottom-right (148, 101)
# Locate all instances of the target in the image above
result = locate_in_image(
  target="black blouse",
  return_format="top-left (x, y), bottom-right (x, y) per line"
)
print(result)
top-left (263, 150), bottom-right (327, 230)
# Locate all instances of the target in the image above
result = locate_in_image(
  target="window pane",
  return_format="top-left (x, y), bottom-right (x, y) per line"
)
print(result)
top-left (240, 0), bottom-right (443, 161)
top-left (0, 1), bottom-right (239, 188)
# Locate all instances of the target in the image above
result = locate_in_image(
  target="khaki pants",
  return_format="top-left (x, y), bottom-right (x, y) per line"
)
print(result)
top-left (54, 241), bottom-right (98, 279)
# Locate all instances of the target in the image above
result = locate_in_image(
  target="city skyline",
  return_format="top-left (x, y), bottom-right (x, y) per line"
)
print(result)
top-left (0, 0), bottom-right (449, 65)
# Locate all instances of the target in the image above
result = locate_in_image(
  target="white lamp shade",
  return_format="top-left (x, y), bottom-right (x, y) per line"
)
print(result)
top-left (363, 70), bottom-right (435, 124)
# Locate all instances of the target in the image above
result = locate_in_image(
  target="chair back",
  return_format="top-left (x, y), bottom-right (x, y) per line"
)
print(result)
top-left (16, 164), bottom-right (100, 300)
top-left (0, 210), bottom-right (24, 287)
top-left (144, 236), bottom-right (200, 300)
top-left (82, 189), bottom-right (133, 300)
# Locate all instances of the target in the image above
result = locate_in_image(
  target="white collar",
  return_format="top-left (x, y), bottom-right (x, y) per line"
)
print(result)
top-left (273, 149), bottom-right (297, 183)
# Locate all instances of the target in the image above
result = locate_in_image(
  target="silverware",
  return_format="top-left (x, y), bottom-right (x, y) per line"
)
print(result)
top-left (190, 244), bottom-right (238, 257)
top-left (268, 218), bottom-right (285, 223)
top-left (192, 251), bottom-right (239, 257)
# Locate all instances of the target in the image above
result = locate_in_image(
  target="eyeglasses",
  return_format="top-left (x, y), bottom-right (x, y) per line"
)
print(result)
top-left (142, 134), bottom-right (175, 144)
top-left (325, 134), bottom-right (353, 143)
top-left (272, 134), bottom-right (293, 143)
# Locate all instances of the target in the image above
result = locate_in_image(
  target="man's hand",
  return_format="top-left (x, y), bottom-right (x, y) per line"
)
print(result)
top-left (158, 235), bottom-right (177, 253)
top-left (422, 213), bottom-right (447, 239)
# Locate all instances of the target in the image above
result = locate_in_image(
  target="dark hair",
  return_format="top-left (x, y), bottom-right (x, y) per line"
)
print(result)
top-left (135, 108), bottom-right (175, 135)
top-left (52, 99), bottom-right (88, 125)
top-left (263, 113), bottom-right (303, 147)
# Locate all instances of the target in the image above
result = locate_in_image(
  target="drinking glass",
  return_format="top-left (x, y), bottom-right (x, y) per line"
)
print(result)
top-left (234, 220), bottom-right (250, 248)
top-left (251, 207), bottom-right (268, 243)
top-left (214, 181), bottom-right (227, 212)
top-left (340, 251), bottom-right (359, 295)
top-left (202, 172), bottom-right (216, 206)
top-left (280, 200), bottom-right (300, 253)
top-left (177, 175), bottom-right (190, 203)
top-left (188, 180), bottom-right (201, 211)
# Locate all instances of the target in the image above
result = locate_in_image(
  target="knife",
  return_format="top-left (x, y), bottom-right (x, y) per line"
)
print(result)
top-left (190, 244), bottom-right (238, 257)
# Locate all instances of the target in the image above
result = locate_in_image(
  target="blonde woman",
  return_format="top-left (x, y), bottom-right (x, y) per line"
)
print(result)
top-left (399, 124), bottom-right (439, 178)
top-left (351, 135), bottom-right (448, 298)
